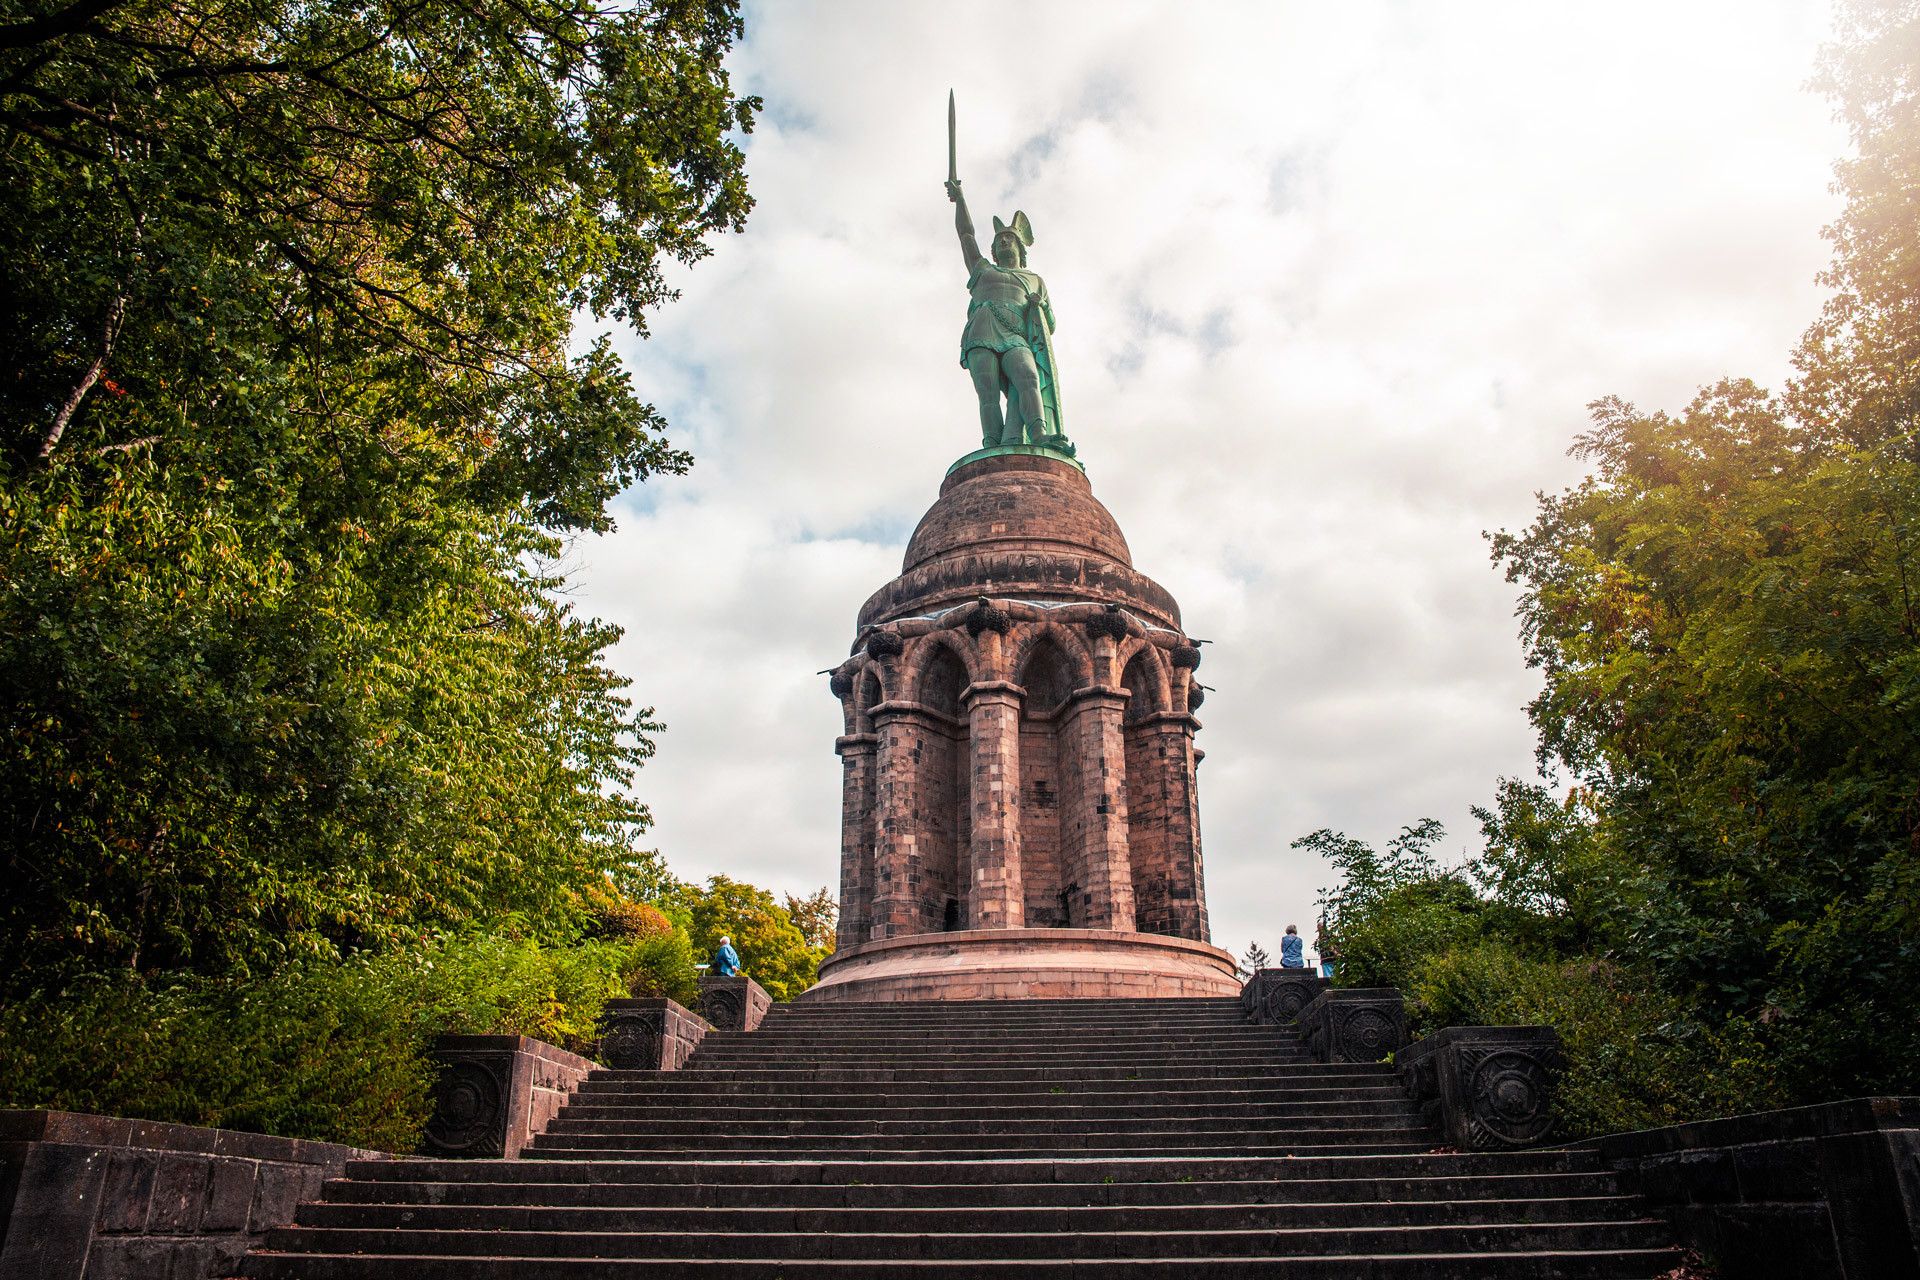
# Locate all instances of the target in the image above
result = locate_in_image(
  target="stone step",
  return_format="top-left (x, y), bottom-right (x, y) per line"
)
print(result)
top-left (343, 1151), bottom-right (1608, 1185)
top-left (554, 1098), bottom-right (1423, 1123)
top-left (539, 1112), bottom-right (1426, 1138)
top-left (579, 1065), bottom-right (1394, 1086)
top-left (560, 1082), bottom-right (1405, 1105)
top-left (715, 1026), bottom-right (1301, 1041)
top-left (258, 1220), bottom-right (1675, 1261)
top-left (238, 1249), bottom-right (1684, 1278)
top-left (523, 1141), bottom-right (1441, 1162)
top-left (321, 1170), bottom-right (1630, 1210)
top-left (295, 1194), bottom-right (1647, 1234)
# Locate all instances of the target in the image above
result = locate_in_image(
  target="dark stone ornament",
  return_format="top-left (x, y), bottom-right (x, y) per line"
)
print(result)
top-left (1462, 1045), bottom-right (1559, 1148)
top-left (423, 1059), bottom-right (505, 1156)
top-left (1084, 606), bottom-right (1129, 641)
top-left (1398, 1025), bottom-right (1564, 1152)
top-left (865, 630), bottom-right (904, 660)
top-left (598, 1008), bottom-right (664, 1070)
top-left (1187, 684), bottom-right (1205, 711)
top-left (829, 669), bottom-right (854, 698)
top-left (1299, 988), bottom-right (1406, 1064)
top-left (701, 984), bottom-right (745, 1029)
top-left (1170, 644), bottom-right (1202, 670)
top-left (965, 598), bottom-right (1011, 636)
top-left (1338, 1004), bottom-right (1400, 1060)
top-left (1241, 968), bottom-right (1327, 1025)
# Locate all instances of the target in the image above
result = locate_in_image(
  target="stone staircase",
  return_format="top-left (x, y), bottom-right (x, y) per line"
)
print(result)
top-left (239, 997), bottom-right (1683, 1277)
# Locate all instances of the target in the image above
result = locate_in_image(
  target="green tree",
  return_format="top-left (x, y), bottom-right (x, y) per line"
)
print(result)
top-left (783, 887), bottom-right (838, 952)
top-left (0, 0), bottom-right (759, 986)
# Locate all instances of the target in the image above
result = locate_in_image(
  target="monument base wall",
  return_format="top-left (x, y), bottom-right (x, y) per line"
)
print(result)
top-left (801, 928), bottom-right (1240, 1003)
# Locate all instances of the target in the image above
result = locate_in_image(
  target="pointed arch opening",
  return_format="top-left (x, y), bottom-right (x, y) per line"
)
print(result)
top-left (1016, 637), bottom-right (1085, 927)
top-left (916, 644), bottom-right (971, 931)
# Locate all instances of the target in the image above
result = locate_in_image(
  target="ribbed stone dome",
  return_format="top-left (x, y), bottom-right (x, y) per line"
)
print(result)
top-left (902, 452), bottom-right (1131, 572)
top-left (857, 451), bottom-right (1180, 631)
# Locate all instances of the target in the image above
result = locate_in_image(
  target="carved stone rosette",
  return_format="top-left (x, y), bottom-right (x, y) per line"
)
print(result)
top-left (1399, 1025), bottom-right (1565, 1151)
top-left (1298, 989), bottom-right (1406, 1064)
top-left (1241, 968), bottom-right (1328, 1026)
top-left (422, 1054), bottom-right (510, 1157)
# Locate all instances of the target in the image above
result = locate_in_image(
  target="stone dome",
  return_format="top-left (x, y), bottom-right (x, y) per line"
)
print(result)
top-left (902, 452), bottom-right (1132, 572)
top-left (858, 451), bottom-right (1181, 631)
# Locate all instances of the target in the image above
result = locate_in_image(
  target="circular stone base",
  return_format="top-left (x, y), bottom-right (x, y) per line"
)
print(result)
top-left (799, 928), bottom-right (1241, 1003)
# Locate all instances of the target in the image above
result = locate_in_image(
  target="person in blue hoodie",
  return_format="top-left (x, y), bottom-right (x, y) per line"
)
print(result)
top-left (711, 934), bottom-right (741, 977)
top-left (1279, 924), bottom-right (1306, 969)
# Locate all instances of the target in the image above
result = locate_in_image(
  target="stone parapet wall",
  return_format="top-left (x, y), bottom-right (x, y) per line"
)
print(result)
top-left (696, 976), bottom-right (771, 1032)
top-left (0, 1110), bottom-right (382, 1280)
top-left (1588, 1095), bottom-right (1920, 1279)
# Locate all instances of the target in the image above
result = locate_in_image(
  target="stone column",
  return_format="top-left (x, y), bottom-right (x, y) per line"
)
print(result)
top-left (833, 731), bottom-right (878, 951)
top-left (963, 680), bottom-right (1024, 929)
top-left (867, 703), bottom-right (926, 939)
top-left (1066, 684), bottom-right (1134, 931)
top-left (1134, 711), bottom-right (1206, 940)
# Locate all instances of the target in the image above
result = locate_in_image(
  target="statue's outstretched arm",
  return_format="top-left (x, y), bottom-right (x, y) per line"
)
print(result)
top-left (946, 179), bottom-right (983, 274)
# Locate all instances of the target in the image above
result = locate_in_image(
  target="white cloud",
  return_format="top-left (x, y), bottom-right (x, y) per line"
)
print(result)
top-left (576, 0), bottom-right (1844, 962)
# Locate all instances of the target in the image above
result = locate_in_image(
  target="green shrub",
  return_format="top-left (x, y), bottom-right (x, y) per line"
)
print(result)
top-left (1406, 943), bottom-right (1787, 1138)
top-left (0, 926), bottom-right (702, 1151)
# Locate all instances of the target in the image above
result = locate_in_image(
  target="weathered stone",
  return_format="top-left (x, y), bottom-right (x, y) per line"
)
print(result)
top-left (419, 1035), bottom-right (598, 1160)
top-left (1240, 968), bottom-right (1328, 1026)
top-left (1298, 988), bottom-right (1405, 1064)
top-left (815, 451), bottom-right (1231, 1001)
top-left (697, 976), bottom-right (771, 1033)
top-left (1591, 1096), bottom-right (1920, 1278)
top-left (1399, 1025), bottom-right (1564, 1150)
top-left (594, 998), bottom-right (708, 1071)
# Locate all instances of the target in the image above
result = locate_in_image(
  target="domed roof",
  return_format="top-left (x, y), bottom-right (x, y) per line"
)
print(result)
top-left (902, 452), bottom-right (1132, 572)
top-left (857, 450), bottom-right (1180, 631)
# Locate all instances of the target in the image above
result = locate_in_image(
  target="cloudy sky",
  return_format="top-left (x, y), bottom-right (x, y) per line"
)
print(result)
top-left (576, 1), bottom-right (1845, 962)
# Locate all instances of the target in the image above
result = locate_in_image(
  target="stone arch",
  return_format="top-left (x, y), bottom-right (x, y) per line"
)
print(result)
top-left (901, 633), bottom-right (978, 713)
top-left (1118, 641), bottom-right (1170, 724)
top-left (1007, 620), bottom-right (1095, 693)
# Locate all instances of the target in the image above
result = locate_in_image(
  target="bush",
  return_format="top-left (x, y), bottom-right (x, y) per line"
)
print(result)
top-left (1406, 943), bottom-right (1787, 1138)
top-left (0, 927), bottom-right (701, 1151)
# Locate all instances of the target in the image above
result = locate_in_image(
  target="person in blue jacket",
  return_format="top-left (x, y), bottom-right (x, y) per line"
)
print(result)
top-left (711, 935), bottom-right (741, 977)
top-left (1279, 924), bottom-right (1306, 969)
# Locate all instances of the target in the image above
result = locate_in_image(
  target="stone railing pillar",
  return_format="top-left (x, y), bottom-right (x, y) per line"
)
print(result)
top-left (1299, 988), bottom-right (1407, 1063)
top-left (696, 975), bottom-right (771, 1032)
top-left (832, 731), bottom-right (878, 949)
top-left (422, 1035), bottom-right (598, 1159)
top-left (1241, 968), bottom-right (1329, 1025)
top-left (963, 680), bottom-right (1025, 930)
top-left (594, 998), bottom-right (709, 1071)
top-left (1065, 684), bottom-right (1134, 930)
top-left (1398, 1025), bottom-right (1564, 1151)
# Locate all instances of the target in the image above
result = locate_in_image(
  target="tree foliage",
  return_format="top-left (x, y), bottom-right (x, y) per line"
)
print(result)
top-left (1314, 0), bottom-right (1920, 1128)
top-left (0, 0), bottom-right (758, 986)
top-left (667, 874), bottom-right (824, 1002)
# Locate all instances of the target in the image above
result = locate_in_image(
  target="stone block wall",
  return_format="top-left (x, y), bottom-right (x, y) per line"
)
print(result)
top-left (1298, 988), bottom-right (1407, 1063)
top-left (0, 1110), bottom-right (382, 1280)
top-left (1398, 1025), bottom-right (1564, 1150)
top-left (1241, 968), bottom-right (1328, 1025)
top-left (420, 1035), bottom-right (597, 1159)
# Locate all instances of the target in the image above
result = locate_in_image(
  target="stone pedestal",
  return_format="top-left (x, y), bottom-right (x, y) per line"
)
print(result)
top-left (1241, 968), bottom-right (1329, 1025)
top-left (696, 976), bottom-right (770, 1032)
top-left (1398, 1025), bottom-right (1563, 1151)
top-left (803, 928), bottom-right (1239, 1002)
top-left (422, 1035), bottom-right (598, 1159)
top-left (594, 998), bottom-right (708, 1071)
top-left (1299, 988), bottom-right (1406, 1063)
top-left (818, 449), bottom-right (1225, 999)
